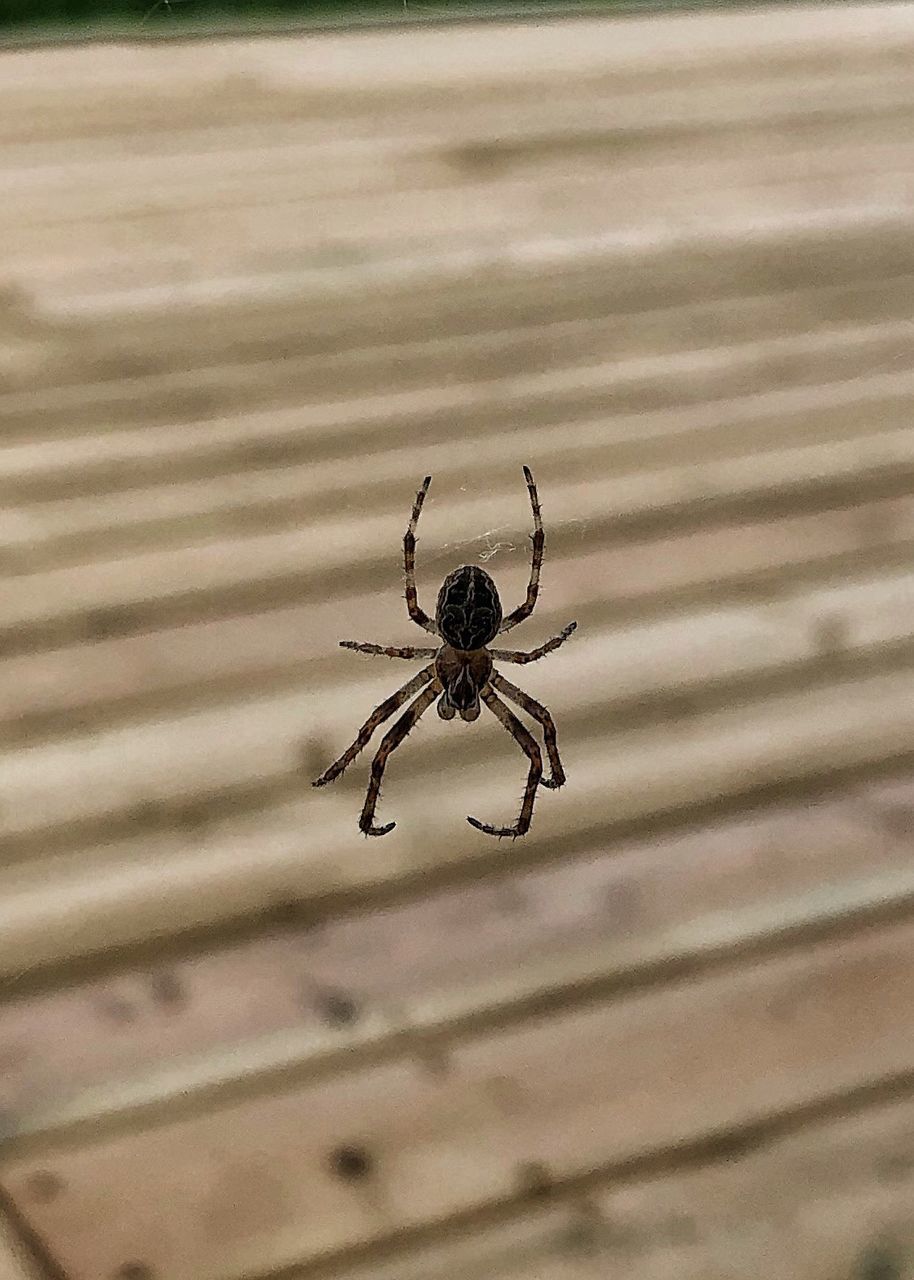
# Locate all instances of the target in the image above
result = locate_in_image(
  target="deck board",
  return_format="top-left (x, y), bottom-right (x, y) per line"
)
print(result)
top-left (7, 915), bottom-right (914, 1280)
top-left (2, 3), bottom-right (914, 1277)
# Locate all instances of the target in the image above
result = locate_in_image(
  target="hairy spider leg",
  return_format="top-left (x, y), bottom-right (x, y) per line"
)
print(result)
top-left (489, 670), bottom-right (566, 789)
top-left (489, 620), bottom-right (577, 665)
top-left (498, 465), bottom-right (544, 634)
top-left (340, 641), bottom-right (438, 660)
top-left (313, 664), bottom-right (435, 787)
top-left (360, 680), bottom-right (442, 835)
top-left (404, 475), bottom-right (438, 635)
top-left (467, 687), bottom-right (543, 838)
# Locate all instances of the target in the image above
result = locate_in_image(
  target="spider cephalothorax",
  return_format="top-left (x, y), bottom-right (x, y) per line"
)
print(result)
top-left (313, 467), bottom-right (576, 838)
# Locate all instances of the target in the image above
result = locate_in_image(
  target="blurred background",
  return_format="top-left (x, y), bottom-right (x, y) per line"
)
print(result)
top-left (2, 2), bottom-right (914, 1278)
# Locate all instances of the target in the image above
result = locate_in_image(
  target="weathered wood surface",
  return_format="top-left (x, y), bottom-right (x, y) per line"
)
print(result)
top-left (3, 3), bottom-right (914, 1278)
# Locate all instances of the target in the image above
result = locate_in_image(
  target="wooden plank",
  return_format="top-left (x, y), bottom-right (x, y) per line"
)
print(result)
top-left (6, 426), bottom-right (914, 662)
top-left (4, 776), bottom-right (914, 1154)
top-left (1, 437), bottom-right (911, 701)
top-left (8, 69), bottom-right (913, 214)
top-left (26, 210), bottom-right (914, 377)
top-left (6, 660), bottom-right (914, 981)
top-left (3, 402), bottom-right (913, 581)
top-left (301, 1093), bottom-right (914, 1280)
top-left (0, 1221), bottom-right (42, 1280)
top-left (2, 4), bottom-right (914, 142)
top-left (3, 50), bottom-right (910, 185)
top-left (7, 554), bottom-right (914, 850)
top-left (1, 26), bottom-right (911, 409)
top-left (4, 9), bottom-right (914, 1280)
top-left (8, 215), bottom-right (914, 435)
top-left (7, 122), bottom-right (914, 293)
top-left (5, 915), bottom-right (914, 1280)
top-left (6, 316), bottom-right (914, 503)
top-left (3, 263), bottom-right (914, 439)
top-left (6, 316), bottom-right (914, 561)
top-left (2, 5), bottom-right (913, 356)
top-left (8, 522), bottom-right (914, 749)
top-left (6, 114), bottom-right (914, 254)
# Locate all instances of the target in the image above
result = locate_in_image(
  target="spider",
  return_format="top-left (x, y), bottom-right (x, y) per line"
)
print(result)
top-left (313, 466), bottom-right (577, 838)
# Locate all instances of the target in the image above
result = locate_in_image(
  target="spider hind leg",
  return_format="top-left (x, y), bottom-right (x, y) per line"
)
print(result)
top-left (359, 680), bottom-right (441, 836)
top-left (313, 665), bottom-right (435, 788)
top-left (490, 670), bottom-right (566, 789)
top-left (467, 687), bottom-right (543, 838)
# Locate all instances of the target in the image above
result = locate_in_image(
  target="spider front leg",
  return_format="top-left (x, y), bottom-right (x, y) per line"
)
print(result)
top-left (313, 664), bottom-right (435, 788)
top-left (490, 670), bottom-right (566, 789)
top-left (467, 687), bottom-right (543, 839)
top-left (498, 465), bottom-right (544, 635)
top-left (340, 641), bottom-right (438, 660)
top-left (360, 680), bottom-right (441, 835)
top-left (404, 475), bottom-right (438, 636)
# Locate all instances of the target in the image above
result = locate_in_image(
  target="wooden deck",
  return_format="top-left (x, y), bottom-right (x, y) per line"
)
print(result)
top-left (2, 3), bottom-right (914, 1276)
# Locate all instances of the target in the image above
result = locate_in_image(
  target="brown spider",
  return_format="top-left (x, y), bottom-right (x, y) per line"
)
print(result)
top-left (313, 466), bottom-right (577, 838)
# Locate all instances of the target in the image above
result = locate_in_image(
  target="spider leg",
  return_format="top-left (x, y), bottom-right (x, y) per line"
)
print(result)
top-left (490, 620), bottom-right (577, 665)
top-left (498, 465), bottom-right (544, 634)
top-left (360, 680), bottom-right (442, 836)
top-left (313, 664), bottom-right (435, 788)
top-left (467, 687), bottom-right (543, 839)
top-left (404, 475), bottom-right (438, 635)
top-left (489, 670), bottom-right (566, 790)
top-left (340, 641), bottom-right (438, 660)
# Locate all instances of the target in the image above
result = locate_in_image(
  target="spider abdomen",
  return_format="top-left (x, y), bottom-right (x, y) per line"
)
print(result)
top-left (435, 565), bottom-right (503, 650)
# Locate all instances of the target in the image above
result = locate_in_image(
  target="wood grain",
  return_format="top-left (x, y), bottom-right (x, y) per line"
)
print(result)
top-left (302, 1094), bottom-right (914, 1280)
top-left (6, 916), bottom-right (914, 1280)
top-left (2, 778), bottom-right (914, 1156)
top-left (3, 4), bottom-right (914, 1277)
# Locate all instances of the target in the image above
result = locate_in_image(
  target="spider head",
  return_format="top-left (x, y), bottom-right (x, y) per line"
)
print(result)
top-left (435, 565), bottom-right (503, 651)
